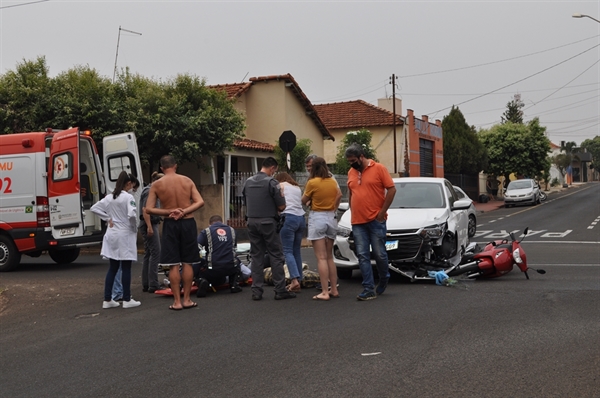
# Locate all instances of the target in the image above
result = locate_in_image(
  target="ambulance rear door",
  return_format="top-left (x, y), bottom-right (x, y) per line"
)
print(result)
top-left (102, 132), bottom-right (144, 205)
top-left (47, 128), bottom-right (85, 239)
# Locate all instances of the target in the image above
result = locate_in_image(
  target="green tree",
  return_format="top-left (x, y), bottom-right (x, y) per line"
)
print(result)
top-left (1, 59), bottom-right (246, 173)
top-left (551, 141), bottom-right (578, 185)
top-left (479, 118), bottom-right (551, 183)
top-left (580, 136), bottom-right (600, 169)
top-left (142, 73), bottom-right (246, 169)
top-left (551, 152), bottom-right (571, 183)
top-left (0, 56), bottom-right (53, 133)
top-left (501, 94), bottom-right (524, 124)
top-left (47, 65), bottom-right (120, 137)
top-left (442, 106), bottom-right (487, 174)
top-left (274, 138), bottom-right (312, 173)
top-left (333, 128), bottom-right (377, 174)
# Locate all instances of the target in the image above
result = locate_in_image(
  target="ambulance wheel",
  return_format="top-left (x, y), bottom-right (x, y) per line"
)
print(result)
top-left (0, 235), bottom-right (21, 272)
top-left (49, 248), bottom-right (80, 264)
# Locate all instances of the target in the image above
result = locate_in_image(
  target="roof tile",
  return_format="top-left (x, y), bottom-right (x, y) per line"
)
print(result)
top-left (314, 100), bottom-right (404, 130)
top-left (233, 138), bottom-right (274, 152)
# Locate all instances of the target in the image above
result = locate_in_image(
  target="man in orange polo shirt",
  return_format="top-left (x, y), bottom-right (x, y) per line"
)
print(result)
top-left (345, 143), bottom-right (396, 301)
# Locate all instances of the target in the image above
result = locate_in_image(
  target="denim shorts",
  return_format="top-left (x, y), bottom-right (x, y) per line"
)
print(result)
top-left (307, 211), bottom-right (337, 240)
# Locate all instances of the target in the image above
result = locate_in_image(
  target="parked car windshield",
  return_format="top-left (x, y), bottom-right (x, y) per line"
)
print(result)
top-left (507, 180), bottom-right (533, 190)
top-left (390, 182), bottom-right (445, 209)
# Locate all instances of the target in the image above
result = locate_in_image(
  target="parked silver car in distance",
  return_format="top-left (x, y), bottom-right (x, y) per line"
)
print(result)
top-left (504, 179), bottom-right (541, 207)
top-left (452, 186), bottom-right (477, 238)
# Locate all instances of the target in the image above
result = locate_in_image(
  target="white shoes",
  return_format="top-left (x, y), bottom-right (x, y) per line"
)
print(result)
top-left (102, 300), bottom-right (120, 309)
top-left (122, 298), bottom-right (141, 309)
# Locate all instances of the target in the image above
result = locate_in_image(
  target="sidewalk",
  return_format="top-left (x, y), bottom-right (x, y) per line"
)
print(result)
top-left (473, 198), bottom-right (505, 213)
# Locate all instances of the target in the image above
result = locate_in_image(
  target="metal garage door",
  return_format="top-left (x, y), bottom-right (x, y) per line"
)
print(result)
top-left (419, 139), bottom-right (434, 177)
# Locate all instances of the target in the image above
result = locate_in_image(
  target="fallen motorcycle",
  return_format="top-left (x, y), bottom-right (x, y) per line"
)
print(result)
top-left (384, 227), bottom-right (545, 281)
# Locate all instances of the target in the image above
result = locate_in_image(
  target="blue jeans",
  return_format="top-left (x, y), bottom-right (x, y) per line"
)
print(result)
top-left (280, 214), bottom-right (305, 280)
top-left (105, 260), bottom-right (132, 302)
top-left (352, 219), bottom-right (390, 291)
top-left (112, 266), bottom-right (122, 300)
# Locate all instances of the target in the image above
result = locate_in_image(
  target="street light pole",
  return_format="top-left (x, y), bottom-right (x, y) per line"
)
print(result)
top-left (572, 13), bottom-right (600, 23)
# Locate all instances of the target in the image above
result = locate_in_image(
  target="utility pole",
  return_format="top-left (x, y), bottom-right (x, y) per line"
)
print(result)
top-left (113, 26), bottom-right (142, 83)
top-left (390, 74), bottom-right (398, 174)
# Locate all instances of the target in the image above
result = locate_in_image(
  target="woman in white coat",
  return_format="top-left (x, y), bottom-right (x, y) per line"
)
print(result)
top-left (91, 171), bottom-right (141, 309)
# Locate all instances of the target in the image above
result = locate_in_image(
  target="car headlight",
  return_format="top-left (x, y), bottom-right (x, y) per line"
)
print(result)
top-left (337, 225), bottom-right (352, 237)
top-left (513, 248), bottom-right (523, 264)
top-left (420, 222), bottom-right (447, 239)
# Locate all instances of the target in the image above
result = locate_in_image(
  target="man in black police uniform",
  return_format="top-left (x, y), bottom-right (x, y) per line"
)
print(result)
top-left (243, 157), bottom-right (295, 301)
top-left (195, 215), bottom-right (242, 297)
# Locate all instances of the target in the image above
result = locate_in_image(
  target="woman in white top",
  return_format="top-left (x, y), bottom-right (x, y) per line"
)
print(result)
top-left (275, 172), bottom-right (305, 292)
top-left (91, 171), bottom-right (141, 309)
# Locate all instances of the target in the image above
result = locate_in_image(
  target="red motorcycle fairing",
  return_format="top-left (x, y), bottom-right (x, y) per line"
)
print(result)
top-left (472, 242), bottom-right (516, 278)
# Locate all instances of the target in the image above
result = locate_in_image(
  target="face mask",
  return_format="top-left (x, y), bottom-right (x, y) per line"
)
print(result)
top-left (350, 160), bottom-right (362, 171)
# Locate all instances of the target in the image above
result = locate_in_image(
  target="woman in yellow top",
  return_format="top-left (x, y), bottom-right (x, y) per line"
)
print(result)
top-left (302, 157), bottom-right (342, 301)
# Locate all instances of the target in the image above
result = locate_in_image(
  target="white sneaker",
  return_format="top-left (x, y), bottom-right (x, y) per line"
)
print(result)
top-left (122, 299), bottom-right (141, 309)
top-left (102, 300), bottom-right (120, 309)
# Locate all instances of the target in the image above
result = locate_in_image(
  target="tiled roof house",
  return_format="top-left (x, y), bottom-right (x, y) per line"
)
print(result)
top-left (180, 74), bottom-right (334, 186)
top-left (176, 74), bottom-right (334, 226)
top-left (211, 74), bottom-right (333, 160)
top-left (314, 99), bottom-right (444, 177)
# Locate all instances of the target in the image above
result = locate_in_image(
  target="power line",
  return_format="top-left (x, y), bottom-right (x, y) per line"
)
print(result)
top-left (525, 58), bottom-right (600, 109)
top-left (426, 43), bottom-right (600, 117)
top-left (0, 0), bottom-right (48, 9)
top-left (398, 35), bottom-right (600, 78)
top-left (314, 80), bottom-right (388, 103)
top-left (397, 82), bottom-right (600, 97)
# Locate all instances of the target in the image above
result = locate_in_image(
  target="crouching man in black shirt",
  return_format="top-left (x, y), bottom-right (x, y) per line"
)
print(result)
top-left (195, 215), bottom-right (242, 297)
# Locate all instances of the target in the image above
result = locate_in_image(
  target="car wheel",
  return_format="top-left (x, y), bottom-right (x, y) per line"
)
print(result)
top-left (48, 248), bottom-right (80, 264)
top-left (468, 214), bottom-right (477, 238)
top-left (336, 268), bottom-right (353, 280)
top-left (0, 235), bottom-right (21, 272)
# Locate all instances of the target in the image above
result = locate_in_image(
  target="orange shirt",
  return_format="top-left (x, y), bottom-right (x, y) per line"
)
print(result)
top-left (347, 160), bottom-right (394, 225)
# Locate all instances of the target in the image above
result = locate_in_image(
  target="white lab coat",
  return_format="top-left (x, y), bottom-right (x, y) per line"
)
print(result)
top-left (91, 191), bottom-right (138, 261)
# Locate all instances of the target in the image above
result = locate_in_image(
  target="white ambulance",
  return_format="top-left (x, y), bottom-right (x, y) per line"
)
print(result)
top-left (0, 128), bottom-right (143, 271)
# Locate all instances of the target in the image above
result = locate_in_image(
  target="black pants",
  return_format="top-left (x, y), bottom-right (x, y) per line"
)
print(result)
top-left (194, 262), bottom-right (238, 287)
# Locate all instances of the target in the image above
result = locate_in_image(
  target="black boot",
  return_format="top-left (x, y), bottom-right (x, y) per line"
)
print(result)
top-left (196, 278), bottom-right (209, 298)
top-left (229, 269), bottom-right (242, 293)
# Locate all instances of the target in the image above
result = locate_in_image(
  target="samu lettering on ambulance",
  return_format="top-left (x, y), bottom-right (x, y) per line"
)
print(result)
top-left (0, 162), bottom-right (13, 170)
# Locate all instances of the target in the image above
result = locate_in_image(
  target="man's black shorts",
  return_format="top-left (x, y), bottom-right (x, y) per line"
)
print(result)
top-left (160, 218), bottom-right (199, 265)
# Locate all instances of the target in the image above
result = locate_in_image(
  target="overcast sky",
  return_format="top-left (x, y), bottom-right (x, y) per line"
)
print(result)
top-left (1, 0), bottom-right (598, 146)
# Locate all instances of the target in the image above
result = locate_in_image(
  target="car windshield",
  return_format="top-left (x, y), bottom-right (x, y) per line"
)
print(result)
top-left (507, 180), bottom-right (533, 190)
top-left (390, 182), bottom-right (445, 209)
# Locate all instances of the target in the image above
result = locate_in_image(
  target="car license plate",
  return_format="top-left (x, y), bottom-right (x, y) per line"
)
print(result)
top-left (60, 227), bottom-right (76, 236)
top-left (385, 240), bottom-right (398, 251)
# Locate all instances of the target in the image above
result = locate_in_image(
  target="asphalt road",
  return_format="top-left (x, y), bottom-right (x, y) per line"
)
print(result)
top-left (0, 183), bottom-right (598, 398)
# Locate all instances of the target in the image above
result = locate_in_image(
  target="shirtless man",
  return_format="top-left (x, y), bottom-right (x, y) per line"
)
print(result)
top-left (146, 155), bottom-right (205, 310)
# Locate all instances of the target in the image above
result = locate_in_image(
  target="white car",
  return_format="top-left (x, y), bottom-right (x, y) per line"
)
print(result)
top-left (452, 185), bottom-right (477, 238)
top-left (333, 177), bottom-right (472, 279)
